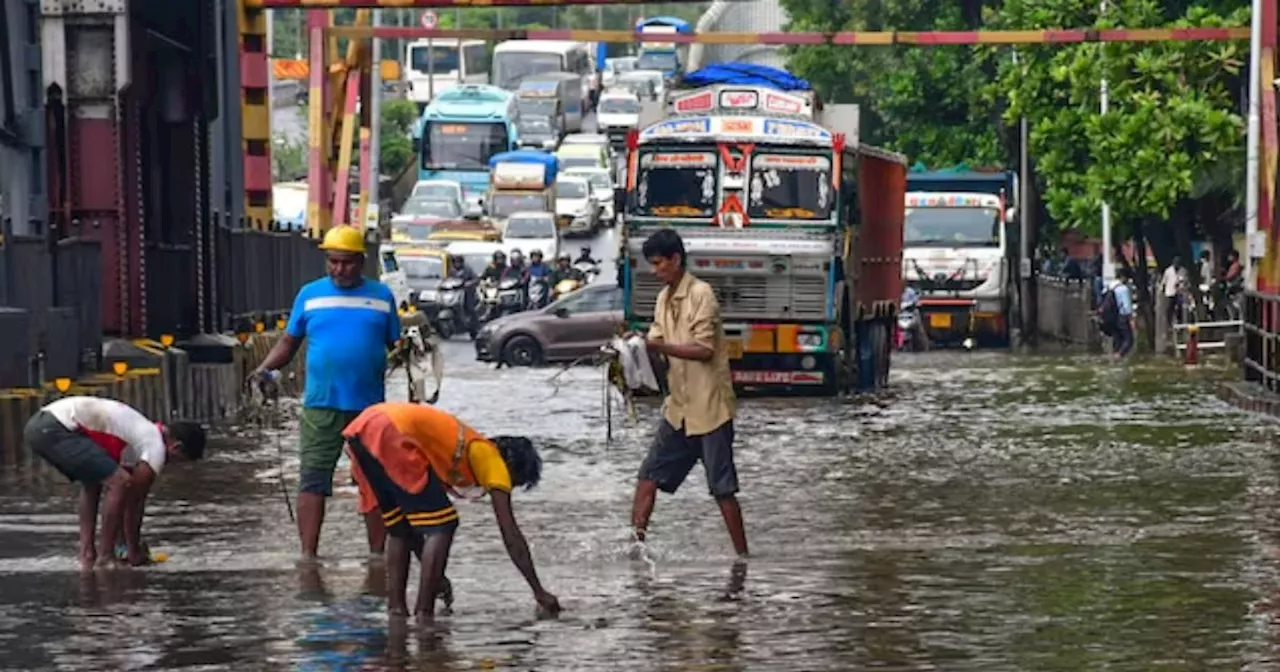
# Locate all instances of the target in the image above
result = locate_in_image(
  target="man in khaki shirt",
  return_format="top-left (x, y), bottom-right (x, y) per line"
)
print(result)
top-left (630, 229), bottom-right (748, 558)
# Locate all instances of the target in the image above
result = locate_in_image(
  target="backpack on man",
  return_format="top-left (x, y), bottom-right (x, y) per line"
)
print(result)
top-left (1097, 287), bottom-right (1120, 336)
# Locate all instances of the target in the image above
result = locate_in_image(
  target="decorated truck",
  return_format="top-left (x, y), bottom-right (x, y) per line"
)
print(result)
top-left (620, 64), bottom-right (907, 396)
top-left (902, 168), bottom-right (1018, 347)
top-left (484, 150), bottom-right (559, 232)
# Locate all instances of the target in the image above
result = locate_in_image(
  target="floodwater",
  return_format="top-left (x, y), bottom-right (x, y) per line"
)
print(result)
top-left (1, 348), bottom-right (1279, 671)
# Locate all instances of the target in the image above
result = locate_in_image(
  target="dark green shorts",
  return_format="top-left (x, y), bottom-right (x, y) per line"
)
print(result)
top-left (298, 407), bottom-right (362, 496)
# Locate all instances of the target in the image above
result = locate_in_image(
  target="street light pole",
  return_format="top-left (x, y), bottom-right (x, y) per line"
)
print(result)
top-left (1100, 0), bottom-right (1114, 284)
top-left (1245, 0), bottom-right (1263, 289)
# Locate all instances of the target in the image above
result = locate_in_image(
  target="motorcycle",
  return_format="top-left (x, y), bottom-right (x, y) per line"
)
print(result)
top-left (500, 277), bottom-right (526, 313)
top-left (478, 278), bottom-right (502, 324)
top-left (527, 276), bottom-right (551, 310)
top-left (434, 277), bottom-right (476, 340)
top-left (896, 294), bottom-right (927, 351)
top-left (553, 276), bottom-right (584, 300)
top-left (574, 260), bottom-right (601, 285)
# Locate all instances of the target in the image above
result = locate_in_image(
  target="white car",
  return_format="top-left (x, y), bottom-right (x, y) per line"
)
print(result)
top-left (602, 56), bottom-right (638, 89)
top-left (503, 211), bottom-right (560, 261)
top-left (596, 90), bottom-right (641, 140)
top-left (564, 167), bottom-right (616, 223)
top-left (446, 240), bottom-right (506, 277)
top-left (410, 179), bottom-right (465, 212)
top-left (554, 176), bottom-right (600, 237)
top-left (560, 132), bottom-right (615, 163)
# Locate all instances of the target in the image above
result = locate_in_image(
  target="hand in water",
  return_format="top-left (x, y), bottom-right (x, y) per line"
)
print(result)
top-left (534, 589), bottom-right (561, 617)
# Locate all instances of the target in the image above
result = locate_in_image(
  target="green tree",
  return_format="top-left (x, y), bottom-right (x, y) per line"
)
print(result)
top-left (379, 98), bottom-right (419, 176)
top-left (780, 0), bottom-right (1007, 167)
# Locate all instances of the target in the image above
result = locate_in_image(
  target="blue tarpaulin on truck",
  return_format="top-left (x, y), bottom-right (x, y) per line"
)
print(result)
top-left (681, 63), bottom-right (812, 92)
top-left (488, 149), bottom-right (559, 187)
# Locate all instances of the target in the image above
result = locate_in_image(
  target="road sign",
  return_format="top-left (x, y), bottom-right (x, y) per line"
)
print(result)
top-left (420, 11), bottom-right (438, 30)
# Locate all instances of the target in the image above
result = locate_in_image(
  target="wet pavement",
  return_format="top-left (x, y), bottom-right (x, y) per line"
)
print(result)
top-left (0, 347), bottom-right (1277, 670)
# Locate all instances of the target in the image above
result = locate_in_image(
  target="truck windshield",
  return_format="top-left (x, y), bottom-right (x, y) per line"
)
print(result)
top-left (494, 53), bottom-right (564, 89)
top-left (636, 51), bottom-right (677, 72)
top-left (905, 207), bottom-right (1000, 246)
top-left (518, 99), bottom-right (558, 117)
top-left (599, 97), bottom-right (640, 114)
top-left (748, 154), bottom-right (833, 221)
top-left (489, 193), bottom-right (546, 218)
top-left (520, 115), bottom-right (554, 133)
top-left (633, 150), bottom-right (717, 218)
top-left (423, 122), bottom-right (509, 171)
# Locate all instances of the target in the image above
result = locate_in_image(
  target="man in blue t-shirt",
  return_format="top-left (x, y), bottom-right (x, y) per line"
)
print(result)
top-left (252, 226), bottom-right (401, 561)
top-left (1110, 267), bottom-right (1136, 358)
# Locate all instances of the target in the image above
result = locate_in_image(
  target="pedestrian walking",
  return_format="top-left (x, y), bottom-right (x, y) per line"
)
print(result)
top-left (1110, 267), bottom-right (1136, 358)
top-left (630, 229), bottom-right (748, 559)
top-left (252, 225), bottom-right (401, 561)
top-left (1160, 257), bottom-right (1185, 327)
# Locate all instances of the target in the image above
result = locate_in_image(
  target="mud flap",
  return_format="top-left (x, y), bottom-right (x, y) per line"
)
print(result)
top-left (856, 321), bottom-right (875, 392)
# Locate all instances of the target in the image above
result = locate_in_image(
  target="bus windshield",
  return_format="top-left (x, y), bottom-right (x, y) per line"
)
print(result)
top-left (408, 45), bottom-right (460, 74)
top-left (423, 122), bottom-right (509, 171)
top-left (747, 154), bottom-right (833, 221)
top-left (494, 53), bottom-right (565, 89)
top-left (633, 150), bottom-right (717, 218)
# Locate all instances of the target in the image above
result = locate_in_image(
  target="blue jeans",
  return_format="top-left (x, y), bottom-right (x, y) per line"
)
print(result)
top-left (1112, 319), bottom-right (1134, 356)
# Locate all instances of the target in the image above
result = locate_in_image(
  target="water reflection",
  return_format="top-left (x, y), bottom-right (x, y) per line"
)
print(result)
top-left (0, 349), bottom-right (1276, 670)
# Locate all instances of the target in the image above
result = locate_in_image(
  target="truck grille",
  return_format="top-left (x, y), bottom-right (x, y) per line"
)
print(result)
top-left (629, 272), bottom-right (829, 320)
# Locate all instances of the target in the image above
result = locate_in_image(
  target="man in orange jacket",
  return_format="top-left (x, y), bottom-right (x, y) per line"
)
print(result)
top-left (342, 402), bottom-right (560, 620)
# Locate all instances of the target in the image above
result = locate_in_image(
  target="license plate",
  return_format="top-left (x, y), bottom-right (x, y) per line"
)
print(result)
top-left (929, 313), bottom-right (952, 329)
top-left (725, 341), bottom-right (743, 359)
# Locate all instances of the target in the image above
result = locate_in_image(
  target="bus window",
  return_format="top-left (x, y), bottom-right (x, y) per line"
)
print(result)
top-left (409, 44), bottom-right (460, 74)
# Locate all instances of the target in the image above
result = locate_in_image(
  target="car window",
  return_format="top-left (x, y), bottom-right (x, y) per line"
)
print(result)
top-left (562, 288), bottom-right (619, 313)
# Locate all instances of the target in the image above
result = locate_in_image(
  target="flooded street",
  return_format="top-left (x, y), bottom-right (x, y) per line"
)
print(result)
top-left (1, 348), bottom-right (1278, 670)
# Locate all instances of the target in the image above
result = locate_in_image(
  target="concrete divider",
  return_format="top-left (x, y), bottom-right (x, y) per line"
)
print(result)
top-left (0, 331), bottom-right (305, 473)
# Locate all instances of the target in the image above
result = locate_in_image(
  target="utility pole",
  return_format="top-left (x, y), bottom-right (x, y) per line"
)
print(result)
top-left (1099, 0), bottom-right (1114, 283)
top-left (1015, 49), bottom-right (1036, 345)
top-left (1245, 0), bottom-right (1263, 289)
top-left (368, 7), bottom-right (382, 232)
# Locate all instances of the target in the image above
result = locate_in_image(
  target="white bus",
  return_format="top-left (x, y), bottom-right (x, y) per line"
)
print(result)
top-left (492, 40), bottom-right (599, 109)
top-left (404, 39), bottom-right (491, 106)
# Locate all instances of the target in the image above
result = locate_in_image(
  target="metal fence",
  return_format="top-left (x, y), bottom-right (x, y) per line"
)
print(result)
top-left (1036, 276), bottom-right (1102, 349)
top-left (0, 235), bottom-right (103, 386)
top-left (213, 219), bottom-right (381, 331)
top-left (1242, 291), bottom-right (1280, 391)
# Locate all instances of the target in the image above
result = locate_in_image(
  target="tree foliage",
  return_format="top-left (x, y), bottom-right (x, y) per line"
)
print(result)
top-left (988, 0), bottom-right (1247, 238)
top-left (780, 0), bottom-right (1248, 244)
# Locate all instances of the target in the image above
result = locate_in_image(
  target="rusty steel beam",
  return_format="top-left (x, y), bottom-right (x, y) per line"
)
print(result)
top-left (323, 25), bottom-right (1252, 44)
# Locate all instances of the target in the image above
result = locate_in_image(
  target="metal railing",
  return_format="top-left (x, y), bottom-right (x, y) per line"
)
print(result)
top-left (1036, 276), bottom-right (1102, 349)
top-left (1242, 291), bottom-right (1280, 391)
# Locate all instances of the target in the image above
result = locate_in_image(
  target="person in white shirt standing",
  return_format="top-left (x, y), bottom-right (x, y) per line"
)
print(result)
top-left (1160, 257), bottom-right (1186, 327)
top-left (23, 397), bottom-right (206, 569)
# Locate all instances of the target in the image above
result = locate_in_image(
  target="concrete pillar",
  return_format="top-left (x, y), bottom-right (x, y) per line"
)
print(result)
top-left (0, 0), bottom-right (47, 306)
top-left (42, 0), bottom-right (137, 335)
top-left (238, 0), bottom-right (271, 230)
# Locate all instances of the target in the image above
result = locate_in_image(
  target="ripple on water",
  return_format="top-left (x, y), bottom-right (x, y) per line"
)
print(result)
top-left (0, 347), bottom-right (1277, 670)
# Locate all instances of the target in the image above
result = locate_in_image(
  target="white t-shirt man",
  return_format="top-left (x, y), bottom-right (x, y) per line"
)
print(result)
top-left (42, 397), bottom-right (167, 474)
top-left (1161, 264), bottom-right (1182, 298)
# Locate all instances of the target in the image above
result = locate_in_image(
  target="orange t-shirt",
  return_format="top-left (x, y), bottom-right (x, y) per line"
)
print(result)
top-left (343, 403), bottom-right (513, 514)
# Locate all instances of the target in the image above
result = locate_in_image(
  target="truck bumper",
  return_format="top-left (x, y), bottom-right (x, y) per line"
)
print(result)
top-left (919, 300), bottom-right (1008, 345)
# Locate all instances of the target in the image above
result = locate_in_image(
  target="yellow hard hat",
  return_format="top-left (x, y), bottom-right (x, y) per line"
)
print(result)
top-left (319, 226), bottom-right (366, 254)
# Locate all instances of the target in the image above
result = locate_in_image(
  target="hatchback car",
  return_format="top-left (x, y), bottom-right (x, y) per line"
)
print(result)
top-left (474, 283), bottom-right (622, 366)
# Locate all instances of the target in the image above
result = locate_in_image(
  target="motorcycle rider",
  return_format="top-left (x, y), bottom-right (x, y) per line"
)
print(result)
top-left (550, 252), bottom-right (585, 286)
top-left (573, 245), bottom-right (598, 266)
top-left (446, 255), bottom-right (479, 329)
top-left (525, 249), bottom-right (553, 309)
top-left (526, 250), bottom-right (552, 280)
top-left (481, 250), bottom-right (509, 283)
top-left (507, 248), bottom-right (529, 283)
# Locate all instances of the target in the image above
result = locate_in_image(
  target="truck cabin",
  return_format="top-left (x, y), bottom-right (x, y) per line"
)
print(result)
top-left (626, 85), bottom-right (857, 229)
top-left (485, 161), bottom-right (555, 220)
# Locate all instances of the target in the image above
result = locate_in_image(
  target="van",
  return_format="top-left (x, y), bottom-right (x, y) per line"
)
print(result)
top-left (517, 72), bottom-right (585, 134)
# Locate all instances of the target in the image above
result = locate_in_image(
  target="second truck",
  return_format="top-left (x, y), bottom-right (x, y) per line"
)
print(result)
top-left (620, 64), bottom-right (907, 396)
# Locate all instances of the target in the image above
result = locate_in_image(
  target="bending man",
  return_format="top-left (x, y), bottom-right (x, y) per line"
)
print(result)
top-left (23, 396), bottom-right (206, 568)
top-left (342, 402), bottom-right (561, 619)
